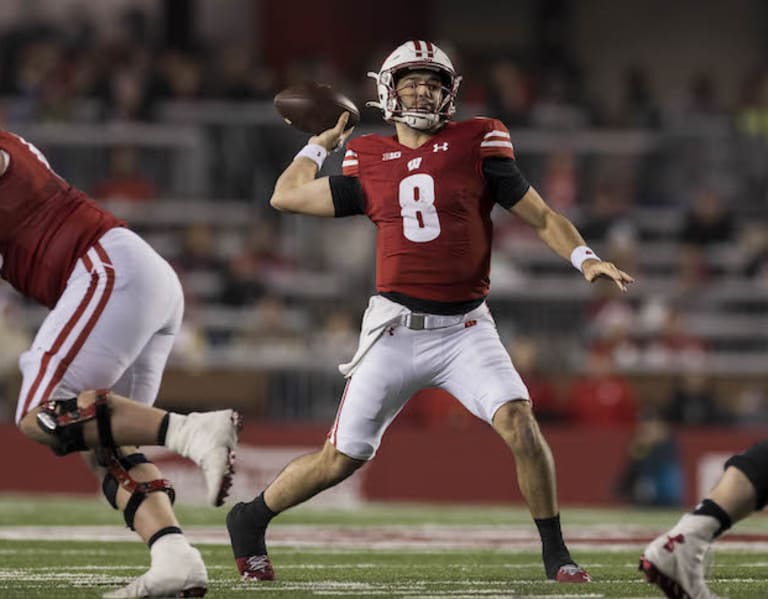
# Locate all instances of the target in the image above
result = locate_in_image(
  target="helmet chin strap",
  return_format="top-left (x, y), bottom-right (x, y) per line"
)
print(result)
top-left (394, 112), bottom-right (442, 131)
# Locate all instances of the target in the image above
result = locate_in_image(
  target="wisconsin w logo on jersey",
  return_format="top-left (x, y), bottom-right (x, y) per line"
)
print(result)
top-left (407, 157), bottom-right (422, 172)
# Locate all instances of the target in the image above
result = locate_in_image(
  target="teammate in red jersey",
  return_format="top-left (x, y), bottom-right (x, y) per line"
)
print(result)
top-left (1, 131), bottom-right (242, 598)
top-left (227, 40), bottom-right (633, 583)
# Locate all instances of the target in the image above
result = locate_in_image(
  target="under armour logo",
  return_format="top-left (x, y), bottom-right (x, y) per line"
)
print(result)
top-left (246, 556), bottom-right (271, 571)
top-left (662, 534), bottom-right (685, 552)
top-left (433, 142), bottom-right (448, 152)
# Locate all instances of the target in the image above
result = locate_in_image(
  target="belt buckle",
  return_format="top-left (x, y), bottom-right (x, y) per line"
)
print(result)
top-left (409, 313), bottom-right (425, 330)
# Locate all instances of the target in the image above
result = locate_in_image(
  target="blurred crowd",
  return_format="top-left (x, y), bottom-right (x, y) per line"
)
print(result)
top-left (4, 8), bottom-right (768, 134)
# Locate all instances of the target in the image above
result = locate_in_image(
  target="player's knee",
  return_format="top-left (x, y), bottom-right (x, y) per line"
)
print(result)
top-left (492, 400), bottom-right (544, 456)
top-left (17, 409), bottom-right (46, 442)
top-left (29, 390), bottom-right (116, 457)
top-left (319, 442), bottom-right (365, 483)
top-left (725, 441), bottom-right (768, 510)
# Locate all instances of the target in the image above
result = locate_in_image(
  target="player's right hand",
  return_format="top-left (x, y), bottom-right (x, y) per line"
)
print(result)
top-left (309, 112), bottom-right (354, 151)
top-left (583, 259), bottom-right (635, 292)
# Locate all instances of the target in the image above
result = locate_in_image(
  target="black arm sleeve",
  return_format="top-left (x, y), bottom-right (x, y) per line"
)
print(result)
top-left (329, 175), bottom-right (367, 217)
top-left (482, 157), bottom-right (531, 209)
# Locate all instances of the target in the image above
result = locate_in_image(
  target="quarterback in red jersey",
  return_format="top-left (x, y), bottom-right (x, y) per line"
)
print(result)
top-left (1, 131), bottom-right (242, 598)
top-left (227, 41), bottom-right (633, 583)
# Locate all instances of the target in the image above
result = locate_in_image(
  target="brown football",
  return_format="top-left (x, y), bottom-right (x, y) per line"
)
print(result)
top-left (274, 82), bottom-right (360, 134)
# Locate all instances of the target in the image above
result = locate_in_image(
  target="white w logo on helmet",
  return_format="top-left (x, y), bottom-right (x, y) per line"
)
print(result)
top-left (366, 40), bottom-right (462, 132)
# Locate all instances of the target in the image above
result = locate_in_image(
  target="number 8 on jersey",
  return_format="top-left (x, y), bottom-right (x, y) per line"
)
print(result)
top-left (399, 173), bottom-right (440, 242)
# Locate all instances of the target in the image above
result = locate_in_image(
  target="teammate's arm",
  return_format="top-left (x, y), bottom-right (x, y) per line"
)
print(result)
top-left (270, 113), bottom-right (354, 216)
top-left (511, 187), bottom-right (634, 291)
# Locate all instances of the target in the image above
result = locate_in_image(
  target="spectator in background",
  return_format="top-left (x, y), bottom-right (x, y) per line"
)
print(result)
top-left (540, 150), bottom-right (578, 212)
top-left (173, 222), bottom-right (231, 305)
top-left (615, 413), bottom-right (683, 507)
top-left (310, 308), bottom-right (359, 362)
top-left (97, 48), bottom-right (156, 121)
top-left (529, 70), bottom-right (589, 129)
top-left (214, 43), bottom-right (274, 101)
top-left (615, 67), bottom-right (660, 129)
top-left (565, 351), bottom-right (637, 426)
top-left (742, 222), bottom-right (768, 285)
top-left (91, 146), bottom-right (157, 202)
top-left (642, 303), bottom-right (708, 371)
top-left (679, 73), bottom-right (724, 127)
top-left (662, 371), bottom-right (725, 426)
top-left (510, 337), bottom-right (562, 422)
top-left (586, 285), bottom-right (641, 371)
top-left (578, 181), bottom-right (636, 245)
top-left (486, 59), bottom-right (531, 127)
top-left (222, 221), bottom-right (292, 307)
top-left (678, 188), bottom-right (735, 292)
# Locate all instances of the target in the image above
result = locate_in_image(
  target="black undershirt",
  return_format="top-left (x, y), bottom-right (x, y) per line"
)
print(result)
top-left (328, 156), bottom-right (531, 316)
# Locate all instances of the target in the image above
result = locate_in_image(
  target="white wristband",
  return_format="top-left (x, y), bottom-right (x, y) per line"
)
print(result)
top-left (294, 143), bottom-right (328, 170)
top-left (570, 245), bottom-right (600, 272)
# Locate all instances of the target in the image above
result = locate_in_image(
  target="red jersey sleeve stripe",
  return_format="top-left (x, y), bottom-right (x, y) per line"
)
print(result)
top-left (342, 163), bottom-right (360, 176)
top-left (480, 144), bottom-right (515, 159)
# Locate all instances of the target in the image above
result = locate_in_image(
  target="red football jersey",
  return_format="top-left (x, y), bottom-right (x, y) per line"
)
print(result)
top-left (0, 131), bottom-right (124, 307)
top-left (342, 118), bottom-right (515, 302)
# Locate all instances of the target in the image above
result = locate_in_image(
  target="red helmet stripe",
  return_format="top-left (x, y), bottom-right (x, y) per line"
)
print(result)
top-left (412, 39), bottom-right (423, 58)
top-left (425, 41), bottom-right (435, 59)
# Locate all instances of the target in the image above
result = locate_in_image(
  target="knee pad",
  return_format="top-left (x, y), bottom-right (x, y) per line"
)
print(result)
top-left (724, 441), bottom-right (768, 510)
top-left (36, 391), bottom-right (114, 456)
top-left (101, 451), bottom-right (175, 530)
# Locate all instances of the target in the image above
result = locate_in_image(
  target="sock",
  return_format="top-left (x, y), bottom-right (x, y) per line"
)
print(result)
top-left (243, 492), bottom-right (277, 528)
top-left (148, 526), bottom-right (184, 548)
top-left (534, 514), bottom-right (572, 579)
top-left (693, 499), bottom-right (732, 538)
top-left (149, 532), bottom-right (190, 566)
top-left (228, 492), bottom-right (276, 557)
top-left (157, 413), bottom-right (171, 445)
top-left (164, 413), bottom-right (188, 453)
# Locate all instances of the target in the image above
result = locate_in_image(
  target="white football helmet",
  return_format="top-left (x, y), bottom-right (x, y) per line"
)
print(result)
top-left (367, 40), bottom-right (462, 131)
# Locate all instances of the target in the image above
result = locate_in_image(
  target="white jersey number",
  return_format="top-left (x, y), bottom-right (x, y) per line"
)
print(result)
top-left (398, 173), bottom-right (441, 242)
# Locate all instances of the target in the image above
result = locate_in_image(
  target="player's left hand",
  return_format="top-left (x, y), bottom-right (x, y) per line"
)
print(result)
top-left (582, 259), bottom-right (634, 292)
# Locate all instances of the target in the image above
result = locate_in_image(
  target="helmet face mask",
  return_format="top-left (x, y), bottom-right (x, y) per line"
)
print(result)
top-left (367, 41), bottom-right (462, 132)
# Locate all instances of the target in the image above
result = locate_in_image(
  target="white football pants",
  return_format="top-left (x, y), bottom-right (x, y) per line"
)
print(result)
top-left (329, 300), bottom-right (530, 460)
top-left (16, 227), bottom-right (183, 423)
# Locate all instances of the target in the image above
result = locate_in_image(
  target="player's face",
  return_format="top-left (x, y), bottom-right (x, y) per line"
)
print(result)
top-left (396, 71), bottom-right (443, 112)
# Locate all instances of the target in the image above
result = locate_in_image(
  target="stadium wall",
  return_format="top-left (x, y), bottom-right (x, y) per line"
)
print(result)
top-left (3, 422), bottom-right (765, 507)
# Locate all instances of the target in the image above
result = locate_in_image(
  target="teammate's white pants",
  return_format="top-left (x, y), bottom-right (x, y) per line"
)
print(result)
top-left (328, 298), bottom-right (530, 460)
top-left (15, 227), bottom-right (183, 423)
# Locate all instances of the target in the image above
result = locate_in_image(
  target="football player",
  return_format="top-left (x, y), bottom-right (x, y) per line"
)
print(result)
top-left (227, 40), bottom-right (633, 583)
top-left (2, 133), bottom-right (241, 598)
top-left (641, 441), bottom-right (768, 598)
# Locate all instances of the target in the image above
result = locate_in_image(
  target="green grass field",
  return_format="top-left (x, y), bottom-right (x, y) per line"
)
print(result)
top-left (1, 495), bottom-right (767, 598)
